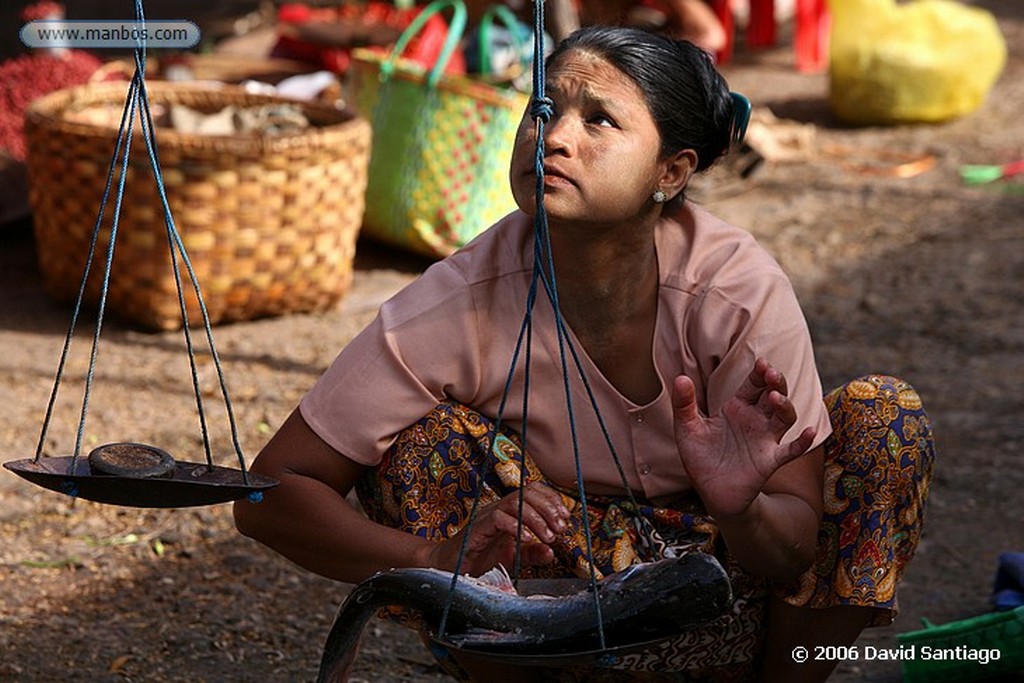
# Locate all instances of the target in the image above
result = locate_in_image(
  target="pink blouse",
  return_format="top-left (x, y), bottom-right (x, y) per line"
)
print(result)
top-left (300, 204), bottom-right (832, 499)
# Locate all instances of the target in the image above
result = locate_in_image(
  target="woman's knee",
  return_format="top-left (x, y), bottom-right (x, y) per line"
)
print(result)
top-left (819, 375), bottom-right (936, 564)
top-left (824, 375), bottom-right (935, 474)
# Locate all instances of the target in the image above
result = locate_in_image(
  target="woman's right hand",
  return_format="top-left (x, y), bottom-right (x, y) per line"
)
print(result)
top-left (424, 482), bottom-right (571, 577)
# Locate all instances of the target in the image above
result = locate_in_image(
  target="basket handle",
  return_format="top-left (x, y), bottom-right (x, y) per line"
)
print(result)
top-left (478, 3), bottom-right (530, 76)
top-left (381, 0), bottom-right (468, 88)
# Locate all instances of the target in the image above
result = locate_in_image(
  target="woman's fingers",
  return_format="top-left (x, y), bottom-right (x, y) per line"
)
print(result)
top-left (740, 361), bottom-right (803, 442)
top-left (489, 509), bottom-right (558, 563)
top-left (520, 540), bottom-right (557, 566)
top-left (774, 426), bottom-right (818, 471)
top-left (734, 358), bottom-right (769, 405)
top-left (493, 483), bottom-right (570, 543)
top-left (790, 426), bottom-right (817, 457)
top-left (737, 358), bottom-right (791, 410)
top-left (446, 482), bottom-right (570, 574)
top-left (671, 374), bottom-right (699, 417)
top-left (760, 358), bottom-right (788, 395)
top-left (767, 388), bottom-right (799, 433)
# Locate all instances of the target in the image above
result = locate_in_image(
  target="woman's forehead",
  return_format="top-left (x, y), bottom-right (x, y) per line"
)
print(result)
top-left (547, 50), bottom-right (645, 103)
top-left (549, 49), bottom-right (619, 80)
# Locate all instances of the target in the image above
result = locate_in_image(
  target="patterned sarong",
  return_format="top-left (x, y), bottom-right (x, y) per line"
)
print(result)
top-left (355, 375), bottom-right (935, 680)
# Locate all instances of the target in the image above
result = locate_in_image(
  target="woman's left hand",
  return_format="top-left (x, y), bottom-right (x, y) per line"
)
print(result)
top-left (672, 357), bottom-right (817, 518)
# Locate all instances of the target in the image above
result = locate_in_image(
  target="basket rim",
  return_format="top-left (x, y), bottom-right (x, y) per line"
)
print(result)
top-left (351, 47), bottom-right (530, 110)
top-left (24, 81), bottom-right (370, 153)
top-left (897, 605), bottom-right (1024, 642)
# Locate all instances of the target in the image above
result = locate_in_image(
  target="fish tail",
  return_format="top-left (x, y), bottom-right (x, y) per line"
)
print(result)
top-left (315, 585), bottom-right (377, 683)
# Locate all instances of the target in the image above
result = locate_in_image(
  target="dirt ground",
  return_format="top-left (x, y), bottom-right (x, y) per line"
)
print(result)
top-left (2, 2), bottom-right (1024, 681)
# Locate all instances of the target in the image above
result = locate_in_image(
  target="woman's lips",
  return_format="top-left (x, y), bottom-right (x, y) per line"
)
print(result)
top-left (540, 165), bottom-right (576, 187)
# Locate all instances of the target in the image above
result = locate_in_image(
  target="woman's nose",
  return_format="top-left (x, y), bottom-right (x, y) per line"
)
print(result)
top-left (543, 115), bottom-right (576, 156)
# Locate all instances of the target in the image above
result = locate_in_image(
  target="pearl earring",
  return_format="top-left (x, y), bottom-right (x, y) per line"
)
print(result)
top-left (652, 190), bottom-right (667, 203)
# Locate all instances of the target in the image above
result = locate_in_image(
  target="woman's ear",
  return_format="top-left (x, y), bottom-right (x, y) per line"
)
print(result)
top-left (659, 148), bottom-right (698, 201)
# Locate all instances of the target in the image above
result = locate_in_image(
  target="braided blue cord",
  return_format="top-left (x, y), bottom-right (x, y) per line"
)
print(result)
top-left (533, 265), bottom-right (661, 561)
top-left (134, 60), bottom-right (249, 478)
top-left (442, 0), bottom-right (650, 650)
top-left (439, 0), bottom-right (623, 649)
top-left (36, 0), bottom-right (249, 484)
top-left (437, 248), bottom-right (543, 633)
top-left (33, 76), bottom-right (139, 464)
top-left (69, 78), bottom-right (139, 469)
top-left (129, 0), bottom-right (251, 475)
top-left (134, 71), bottom-right (214, 466)
top-left (527, 0), bottom-right (608, 650)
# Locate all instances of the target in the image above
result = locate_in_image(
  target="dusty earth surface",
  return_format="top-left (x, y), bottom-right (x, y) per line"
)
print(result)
top-left (2, 2), bottom-right (1024, 681)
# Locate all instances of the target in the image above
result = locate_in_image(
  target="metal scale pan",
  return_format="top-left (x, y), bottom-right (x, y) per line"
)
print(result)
top-left (5, 442), bottom-right (278, 508)
top-left (425, 575), bottom-right (692, 669)
top-left (3, 27), bottom-right (283, 510)
top-left (431, 632), bottom-right (691, 668)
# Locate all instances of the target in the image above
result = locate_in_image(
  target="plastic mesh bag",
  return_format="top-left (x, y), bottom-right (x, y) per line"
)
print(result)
top-left (828, 0), bottom-right (1006, 124)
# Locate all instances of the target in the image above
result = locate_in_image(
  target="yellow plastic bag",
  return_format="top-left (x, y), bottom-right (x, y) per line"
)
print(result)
top-left (828, 0), bottom-right (1006, 125)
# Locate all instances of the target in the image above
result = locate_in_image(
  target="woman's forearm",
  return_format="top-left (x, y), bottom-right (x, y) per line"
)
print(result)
top-left (233, 409), bottom-right (435, 584)
top-left (234, 471), bottom-right (434, 584)
top-left (709, 491), bottom-right (821, 583)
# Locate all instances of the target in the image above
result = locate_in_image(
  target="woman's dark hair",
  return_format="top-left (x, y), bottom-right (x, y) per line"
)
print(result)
top-left (546, 26), bottom-right (734, 172)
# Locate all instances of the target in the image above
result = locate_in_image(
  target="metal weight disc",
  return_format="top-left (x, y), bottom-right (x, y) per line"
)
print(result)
top-left (88, 442), bottom-right (177, 478)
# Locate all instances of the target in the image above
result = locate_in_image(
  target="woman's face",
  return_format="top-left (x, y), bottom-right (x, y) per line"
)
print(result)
top-left (509, 49), bottom-right (666, 225)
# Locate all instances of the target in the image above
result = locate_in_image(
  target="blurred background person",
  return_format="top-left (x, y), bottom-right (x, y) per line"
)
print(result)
top-left (465, 0), bottom-right (727, 53)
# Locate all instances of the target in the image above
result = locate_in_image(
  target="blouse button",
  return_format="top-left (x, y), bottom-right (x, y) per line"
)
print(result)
top-left (635, 414), bottom-right (645, 423)
top-left (639, 464), bottom-right (651, 475)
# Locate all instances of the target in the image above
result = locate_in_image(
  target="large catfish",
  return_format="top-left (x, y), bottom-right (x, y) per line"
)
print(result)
top-left (317, 552), bottom-right (732, 682)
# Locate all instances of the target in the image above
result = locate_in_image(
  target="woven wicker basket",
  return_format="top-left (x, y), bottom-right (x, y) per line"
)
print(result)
top-left (24, 81), bottom-right (371, 330)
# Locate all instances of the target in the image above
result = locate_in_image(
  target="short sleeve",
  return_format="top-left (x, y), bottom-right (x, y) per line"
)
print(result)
top-left (299, 260), bottom-right (484, 465)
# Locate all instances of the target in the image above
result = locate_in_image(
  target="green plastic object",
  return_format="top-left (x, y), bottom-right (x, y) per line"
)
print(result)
top-left (477, 3), bottom-right (529, 77)
top-left (897, 606), bottom-right (1024, 682)
top-left (379, 0), bottom-right (467, 88)
top-left (349, 0), bottom-right (528, 258)
top-left (960, 160), bottom-right (1024, 186)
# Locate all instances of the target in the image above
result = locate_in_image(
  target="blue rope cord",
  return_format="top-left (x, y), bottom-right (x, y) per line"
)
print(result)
top-left (69, 79), bottom-right (138, 468)
top-left (437, 252), bottom-right (542, 633)
top-left (33, 75), bottom-right (140, 465)
top-left (131, 0), bottom-right (247, 477)
top-left (438, 0), bottom-right (658, 651)
top-left (134, 59), bottom-right (248, 477)
top-left (512, 298), bottom-right (535, 581)
top-left (35, 0), bottom-right (249, 484)
top-left (534, 262), bottom-right (661, 560)
top-left (438, 0), bottom-right (555, 638)
top-left (526, 0), bottom-right (607, 649)
top-left (136, 70), bottom-right (214, 467)
top-left (443, 0), bottom-right (682, 651)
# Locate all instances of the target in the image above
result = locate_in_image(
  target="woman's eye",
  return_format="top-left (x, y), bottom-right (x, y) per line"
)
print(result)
top-left (589, 113), bottom-right (616, 128)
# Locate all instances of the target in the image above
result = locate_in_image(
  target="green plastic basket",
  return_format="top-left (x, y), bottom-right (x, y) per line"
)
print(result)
top-left (898, 606), bottom-right (1024, 682)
